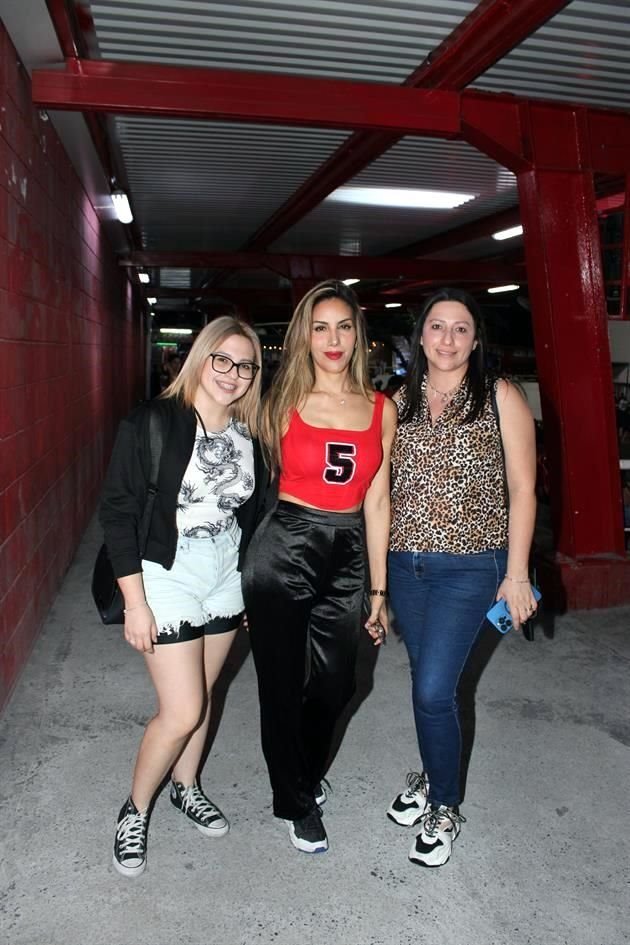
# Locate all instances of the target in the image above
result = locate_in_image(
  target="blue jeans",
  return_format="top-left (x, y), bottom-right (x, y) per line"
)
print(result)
top-left (388, 549), bottom-right (507, 808)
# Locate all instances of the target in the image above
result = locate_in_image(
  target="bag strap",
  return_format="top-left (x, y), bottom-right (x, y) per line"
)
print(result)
top-left (137, 407), bottom-right (165, 555)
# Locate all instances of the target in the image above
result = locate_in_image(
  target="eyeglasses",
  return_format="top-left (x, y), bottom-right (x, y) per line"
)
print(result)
top-left (208, 353), bottom-right (260, 380)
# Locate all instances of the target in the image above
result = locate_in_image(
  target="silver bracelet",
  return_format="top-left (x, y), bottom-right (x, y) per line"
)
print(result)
top-left (123, 602), bottom-right (148, 614)
top-left (504, 575), bottom-right (530, 584)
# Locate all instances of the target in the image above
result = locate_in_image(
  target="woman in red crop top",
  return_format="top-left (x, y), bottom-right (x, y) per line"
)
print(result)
top-left (242, 279), bottom-right (396, 855)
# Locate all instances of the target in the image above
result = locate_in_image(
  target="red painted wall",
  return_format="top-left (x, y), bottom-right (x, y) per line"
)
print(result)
top-left (0, 23), bottom-right (144, 709)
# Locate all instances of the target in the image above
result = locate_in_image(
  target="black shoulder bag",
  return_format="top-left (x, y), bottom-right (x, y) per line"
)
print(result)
top-left (91, 408), bottom-right (164, 625)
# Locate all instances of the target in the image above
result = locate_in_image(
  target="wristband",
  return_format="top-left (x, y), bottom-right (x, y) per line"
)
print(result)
top-left (123, 602), bottom-right (149, 614)
top-left (369, 589), bottom-right (387, 597)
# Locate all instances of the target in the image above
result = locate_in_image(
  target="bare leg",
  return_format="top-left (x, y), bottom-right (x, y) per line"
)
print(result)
top-left (172, 629), bottom-right (237, 786)
top-left (130, 638), bottom-right (205, 810)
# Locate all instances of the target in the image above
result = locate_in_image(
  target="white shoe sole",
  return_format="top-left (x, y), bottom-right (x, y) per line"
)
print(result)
top-left (112, 852), bottom-right (147, 877)
top-left (193, 819), bottom-right (230, 838)
top-left (284, 820), bottom-right (328, 854)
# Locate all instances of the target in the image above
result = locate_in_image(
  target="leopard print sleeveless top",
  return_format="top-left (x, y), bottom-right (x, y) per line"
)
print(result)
top-left (390, 379), bottom-right (508, 553)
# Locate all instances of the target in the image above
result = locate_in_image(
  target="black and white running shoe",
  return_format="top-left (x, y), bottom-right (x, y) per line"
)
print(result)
top-left (408, 804), bottom-right (465, 868)
top-left (387, 771), bottom-right (429, 826)
top-left (284, 808), bottom-right (328, 854)
top-left (170, 781), bottom-right (229, 837)
top-left (113, 796), bottom-right (149, 877)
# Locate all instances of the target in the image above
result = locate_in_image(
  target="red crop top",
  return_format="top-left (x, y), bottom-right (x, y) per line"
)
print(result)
top-left (278, 392), bottom-right (385, 511)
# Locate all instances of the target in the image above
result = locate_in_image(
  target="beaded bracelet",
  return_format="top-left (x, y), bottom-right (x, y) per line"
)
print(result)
top-left (504, 575), bottom-right (530, 584)
top-left (369, 589), bottom-right (387, 597)
top-left (123, 602), bottom-right (149, 614)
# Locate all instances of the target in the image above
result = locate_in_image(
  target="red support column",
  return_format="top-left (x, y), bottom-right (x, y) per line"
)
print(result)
top-left (462, 98), bottom-right (630, 609)
top-left (518, 167), bottom-right (629, 607)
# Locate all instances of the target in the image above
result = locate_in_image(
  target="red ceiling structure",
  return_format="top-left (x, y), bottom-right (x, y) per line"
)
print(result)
top-left (23, 0), bottom-right (630, 608)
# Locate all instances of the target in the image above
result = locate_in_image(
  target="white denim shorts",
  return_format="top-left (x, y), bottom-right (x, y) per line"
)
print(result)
top-left (142, 524), bottom-right (244, 644)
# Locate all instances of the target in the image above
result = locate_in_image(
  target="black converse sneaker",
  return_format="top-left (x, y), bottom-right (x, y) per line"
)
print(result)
top-left (387, 771), bottom-right (430, 826)
top-left (113, 796), bottom-right (148, 877)
top-left (408, 804), bottom-right (466, 868)
top-left (284, 808), bottom-right (328, 854)
top-left (170, 781), bottom-right (229, 837)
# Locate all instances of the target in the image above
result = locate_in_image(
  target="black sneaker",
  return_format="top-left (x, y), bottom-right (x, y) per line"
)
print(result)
top-left (387, 771), bottom-right (429, 826)
top-left (170, 780), bottom-right (229, 837)
top-left (113, 796), bottom-right (148, 877)
top-left (284, 808), bottom-right (328, 853)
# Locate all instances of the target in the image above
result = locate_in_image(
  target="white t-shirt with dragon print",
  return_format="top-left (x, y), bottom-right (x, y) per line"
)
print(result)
top-left (176, 419), bottom-right (254, 538)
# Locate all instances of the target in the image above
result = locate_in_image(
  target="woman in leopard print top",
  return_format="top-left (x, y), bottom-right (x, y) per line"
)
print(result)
top-left (385, 287), bottom-right (537, 869)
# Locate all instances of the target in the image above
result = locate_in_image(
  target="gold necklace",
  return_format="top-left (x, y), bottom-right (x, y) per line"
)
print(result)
top-left (314, 388), bottom-right (351, 407)
top-left (426, 377), bottom-right (461, 405)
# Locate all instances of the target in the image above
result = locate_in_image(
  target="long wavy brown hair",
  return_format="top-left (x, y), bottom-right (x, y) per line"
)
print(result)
top-left (259, 280), bottom-right (372, 470)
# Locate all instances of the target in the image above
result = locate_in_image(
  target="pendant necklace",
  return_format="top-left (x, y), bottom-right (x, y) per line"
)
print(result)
top-left (315, 388), bottom-right (350, 407)
top-left (426, 377), bottom-right (461, 405)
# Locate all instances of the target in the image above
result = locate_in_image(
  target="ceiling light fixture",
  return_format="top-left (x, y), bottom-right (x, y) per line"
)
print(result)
top-left (111, 190), bottom-right (133, 224)
top-left (343, 278), bottom-right (360, 286)
top-left (385, 302), bottom-right (402, 308)
top-left (159, 327), bottom-right (192, 335)
top-left (492, 225), bottom-right (523, 241)
top-left (487, 284), bottom-right (520, 294)
top-left (328, 187), bottom-right (476, 209)
top-left (138, 272), bottom-right (150, 284)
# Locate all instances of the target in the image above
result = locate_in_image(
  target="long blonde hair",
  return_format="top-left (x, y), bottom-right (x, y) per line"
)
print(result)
top-left (164, 316), bottom-right (262, 435)
top-left (260, 280), bottom-right (372, 470)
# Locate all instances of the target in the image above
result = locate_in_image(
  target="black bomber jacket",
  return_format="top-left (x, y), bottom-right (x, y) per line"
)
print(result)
top-left (99, 397), bottom-right (272, 579)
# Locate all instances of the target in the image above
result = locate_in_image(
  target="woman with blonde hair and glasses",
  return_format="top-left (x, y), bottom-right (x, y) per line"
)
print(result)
top-left (243, 280), bottom-right (396, 855)
top-left (100, 315), bottom-right (266, 877)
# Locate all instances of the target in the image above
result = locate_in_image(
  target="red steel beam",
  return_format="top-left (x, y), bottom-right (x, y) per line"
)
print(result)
top-left (32, 59), bottom-right (460, 137)
top-left (45, 0), bottom-right (82, 58)
top-left (124, 251), bottom-right (521, 283)
top-left (242, 0), bottom-right (571, 251)
top-left (44, 0), bottom-right (143, 249)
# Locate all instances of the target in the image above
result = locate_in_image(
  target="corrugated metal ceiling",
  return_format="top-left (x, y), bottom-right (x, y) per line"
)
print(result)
top-left (80, 0), bottom-right (630, 305)
top-left (89, 0), bottom-right (478, 83)
top-left (473, 0), bottom-right (630, 110)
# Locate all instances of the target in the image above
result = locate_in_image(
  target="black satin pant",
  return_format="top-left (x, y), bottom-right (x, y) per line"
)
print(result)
top-left (242, 501), bottom-right (365, 820)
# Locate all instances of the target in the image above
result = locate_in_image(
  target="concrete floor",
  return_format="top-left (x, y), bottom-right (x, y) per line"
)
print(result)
top-left (1, 517), bottom-right (628, 945)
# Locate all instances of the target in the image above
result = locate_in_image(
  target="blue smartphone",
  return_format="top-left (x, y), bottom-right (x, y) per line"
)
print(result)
top-left (486, 586), bottom-right (541, 633)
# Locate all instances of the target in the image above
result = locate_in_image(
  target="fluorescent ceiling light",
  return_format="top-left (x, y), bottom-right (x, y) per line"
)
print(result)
top-left (138, 272), bottom-right (150, 284)
top-left (385, 302), bottom-right (402, 308)
top-left (487, 284), bottom-right (520, 294)
top-left (328, 187), bottom-right (476, 209)
top-left (492, 225), bottom-right (523, 241)
top-left (111, 191), bottom-right (133, 224)
top-left (147, 297), bottom-right (157, 304)
top-left (159, 327), bottom-right (192, 335)
top-left (343, 278), bottom-right (360, 286)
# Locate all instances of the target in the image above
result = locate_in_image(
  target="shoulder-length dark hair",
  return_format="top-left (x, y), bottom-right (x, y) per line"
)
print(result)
top-left (401, 287), bottom-right (489, 424)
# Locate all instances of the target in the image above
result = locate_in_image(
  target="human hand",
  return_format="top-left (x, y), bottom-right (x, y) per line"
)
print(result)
top-left (123, 603), bottom-right (158, 652)
top-left (495, 578), bottom-right (538, 631)
top-left (365, 599), bottom-right (388, 646)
